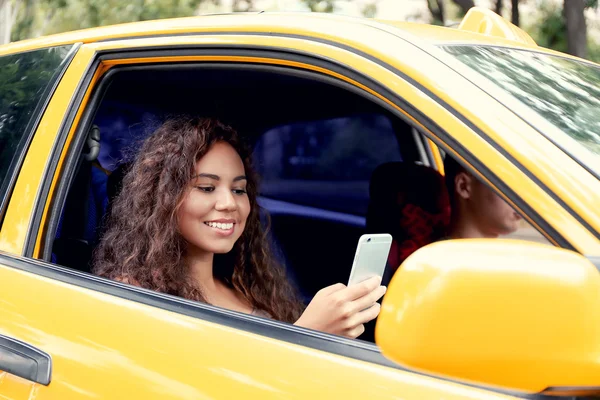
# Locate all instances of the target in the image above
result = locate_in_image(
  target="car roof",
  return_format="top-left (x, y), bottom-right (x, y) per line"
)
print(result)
top-left (0, 9), bottom-right (554, 57)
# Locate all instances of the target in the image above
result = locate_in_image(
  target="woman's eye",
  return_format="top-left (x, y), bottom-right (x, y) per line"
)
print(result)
top-left (232, 188), bottom-right (247, 195)
top-left (196, 186), bottom-right (215, 193)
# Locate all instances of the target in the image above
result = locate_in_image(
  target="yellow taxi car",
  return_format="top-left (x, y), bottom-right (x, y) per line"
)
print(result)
top-left (1, 6), bottom-right (599, 399)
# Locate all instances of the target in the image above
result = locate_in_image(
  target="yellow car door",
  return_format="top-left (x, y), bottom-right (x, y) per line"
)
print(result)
top-left (1, 13), bottom-right (596, 399)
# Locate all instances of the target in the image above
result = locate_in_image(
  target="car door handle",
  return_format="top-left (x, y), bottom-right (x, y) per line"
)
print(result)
top-left (0, 334), bottom-right (51, 385)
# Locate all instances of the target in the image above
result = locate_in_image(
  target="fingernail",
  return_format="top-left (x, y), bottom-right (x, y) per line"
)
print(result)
top-left (381, 285), bottom-right (387, 293)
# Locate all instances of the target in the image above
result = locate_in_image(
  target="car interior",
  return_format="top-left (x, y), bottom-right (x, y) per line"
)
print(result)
top-left (46, 63), bottom-right (452, 342)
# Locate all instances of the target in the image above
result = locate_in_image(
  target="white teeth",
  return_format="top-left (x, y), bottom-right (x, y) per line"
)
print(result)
top-left (205, 222), bottom-right (234, 230)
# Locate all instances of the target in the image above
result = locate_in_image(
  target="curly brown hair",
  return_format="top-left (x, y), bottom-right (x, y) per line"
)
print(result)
top-left (93, 116), bottom-right (304, 323)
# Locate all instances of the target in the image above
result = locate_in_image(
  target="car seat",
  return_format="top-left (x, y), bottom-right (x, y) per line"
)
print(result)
top-left (366, 162), bottom-right (450, 277)
top-left (359, 162), bottom-right (450, 342)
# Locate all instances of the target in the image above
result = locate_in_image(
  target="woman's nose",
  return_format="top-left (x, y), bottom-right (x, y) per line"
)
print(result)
top-left (215, 189), bottom-right (237, 211)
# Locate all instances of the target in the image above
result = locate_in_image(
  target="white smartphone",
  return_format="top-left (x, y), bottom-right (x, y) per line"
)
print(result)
top-left (347, 233), bottom-right (393, 286)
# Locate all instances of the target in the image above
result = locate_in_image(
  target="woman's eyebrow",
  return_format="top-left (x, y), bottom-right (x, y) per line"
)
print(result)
top-left (194, 173), bottom-right (220, 180)
top-left (193, 173), bottom-right (247, 182)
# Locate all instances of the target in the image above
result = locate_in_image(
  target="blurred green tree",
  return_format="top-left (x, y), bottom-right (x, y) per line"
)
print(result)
top-left (511, 0), bottom-right (519, 26)
top-left (451, 0), bottom-right (474, 16)
top-left (11, 0), bottom-right (209, 41)
top-left (534, 0), bottom-right (597, 59)
top-left (0, 0), bottom-right (19, 44)
top-left (427, 0), bottom-right (445, 25)
top-left (301, 0), bottom-right (335, 12)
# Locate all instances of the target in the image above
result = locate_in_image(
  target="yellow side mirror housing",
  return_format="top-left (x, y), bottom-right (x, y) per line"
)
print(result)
top-left (375, 239), bottom-right (600, 396)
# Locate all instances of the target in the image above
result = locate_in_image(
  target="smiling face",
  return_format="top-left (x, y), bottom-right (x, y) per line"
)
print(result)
top-left (177, 141), bottom-right (251, 256)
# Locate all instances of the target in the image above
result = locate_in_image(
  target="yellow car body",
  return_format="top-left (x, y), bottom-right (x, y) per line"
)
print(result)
top-left (0, 7), bottom-right (599, 399)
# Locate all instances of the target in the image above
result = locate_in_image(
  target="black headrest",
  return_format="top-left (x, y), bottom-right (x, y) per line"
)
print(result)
top-left (366, 162), bottom-right (449, 235)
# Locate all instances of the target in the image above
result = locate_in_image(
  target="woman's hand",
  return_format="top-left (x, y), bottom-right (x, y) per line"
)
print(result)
top-left (294, 276), bottom-right (387, 338)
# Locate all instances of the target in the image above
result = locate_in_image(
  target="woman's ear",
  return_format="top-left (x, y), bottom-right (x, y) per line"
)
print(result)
top-left (455, 172), bottom-right (473, 200)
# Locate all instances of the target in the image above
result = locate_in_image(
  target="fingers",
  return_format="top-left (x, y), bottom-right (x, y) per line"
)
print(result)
top-left (310, 278), bottom-right (385, 339)
top-left (341, 304), bottom-right (381, 338)
top-left (339, 276), bottom-right (382, 302)
top-left (317, 283), bottom-right (346, 296)
top-left (351, 285), bottom-right (387, 314)
top-left (352, 303), bottom-right (382, 326)
top-left (346, 323), bottom-right (365, 339)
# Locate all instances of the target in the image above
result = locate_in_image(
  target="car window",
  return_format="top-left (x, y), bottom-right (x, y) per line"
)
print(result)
top-left (253, 113), bottom-right (403, 216)
top-left (0, 45), bottom-right (74, 217)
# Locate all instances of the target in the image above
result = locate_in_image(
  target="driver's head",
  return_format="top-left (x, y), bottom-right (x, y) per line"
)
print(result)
top-left (444, 156), bottom-right (521, 238)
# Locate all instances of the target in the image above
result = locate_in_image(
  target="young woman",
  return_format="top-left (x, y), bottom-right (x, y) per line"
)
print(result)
top-left (93, 116), bottom-right (386, 338)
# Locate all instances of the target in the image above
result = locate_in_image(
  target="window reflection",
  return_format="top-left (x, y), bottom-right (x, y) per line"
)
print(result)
top-left (441, 45), bottom-right (600, 176)
top-left (0, 45), bottom-right (74, 197)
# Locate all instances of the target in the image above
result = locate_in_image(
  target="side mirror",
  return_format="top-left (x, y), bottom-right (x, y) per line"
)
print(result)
top-left (376, 239), bottom-right (600, 396)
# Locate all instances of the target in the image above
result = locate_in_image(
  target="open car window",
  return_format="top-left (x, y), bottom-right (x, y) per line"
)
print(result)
top-left (254, 113), bottom-right (403, 216)
top-left (43, 59), bottom-right (552, 347)
top-left (43, 64), bottom-right (421, 340)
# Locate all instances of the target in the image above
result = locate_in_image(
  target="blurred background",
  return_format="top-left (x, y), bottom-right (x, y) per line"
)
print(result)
top-left (1, 0), bottom-right (598, 61)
